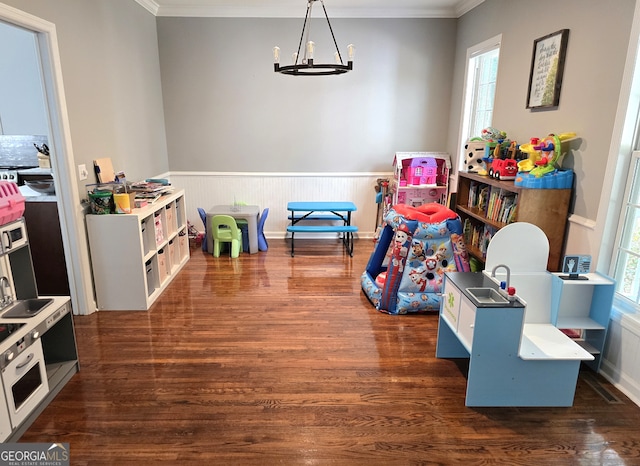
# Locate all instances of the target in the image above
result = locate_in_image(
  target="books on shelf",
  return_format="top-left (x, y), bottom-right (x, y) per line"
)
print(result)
top-left (487, 189), bottom-right (518, 224)
top-left (467, 182), bottom-right (489, 214)
top-left (130, 181), bottom-right (173, 194)
top-left (463, 218), bottom-right (497, 258)
top-left (467, 182), bottom-right (518, 224)
top-left (468, 182), bottom-right (478, 209)
top-left (135, 191), bottom-right (164, 205)
top-left (130, 181), bottom-right (174, 205)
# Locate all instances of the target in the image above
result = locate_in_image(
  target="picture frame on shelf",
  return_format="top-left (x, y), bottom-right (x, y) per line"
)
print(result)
top-left (526, 29), bottom-right (569, 109)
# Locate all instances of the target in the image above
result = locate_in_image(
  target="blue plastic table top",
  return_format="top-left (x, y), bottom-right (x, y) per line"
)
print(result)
top-left (287, 201), bottom-right (357, 212)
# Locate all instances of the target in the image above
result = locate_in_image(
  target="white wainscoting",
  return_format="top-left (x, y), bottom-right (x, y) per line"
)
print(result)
top-left (601, 310), bottom-right (640, 407)
top-left (169, 171), bottom-right (393, 239)
top-left (563, 214), bottom-right (640, 406)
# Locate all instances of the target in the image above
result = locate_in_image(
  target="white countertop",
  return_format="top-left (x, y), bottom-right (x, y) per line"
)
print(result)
top-left (17, 167), bottom-right (52, 176)
top-left (19, 184), bottom-right (56, 201)
top-left (0, 296), bottom-right (71, 353)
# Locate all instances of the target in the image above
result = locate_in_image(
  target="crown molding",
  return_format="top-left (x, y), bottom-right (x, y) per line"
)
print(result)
top-left (455, 0), bottom-right (485, 17)
top-left (134, 0), bottom-right (159, 15)
top-left (134, 1), bottom-right (485, 19)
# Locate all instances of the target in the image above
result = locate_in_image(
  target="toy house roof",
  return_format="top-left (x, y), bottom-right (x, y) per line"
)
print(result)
top-left (393, 152), bottom-right (451, 169)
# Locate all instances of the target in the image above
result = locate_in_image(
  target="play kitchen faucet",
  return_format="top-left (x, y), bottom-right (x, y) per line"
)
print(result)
top-left (491, 264), bottom-right (517, 300)
top-left (0, 276), bottom-right (12, 307)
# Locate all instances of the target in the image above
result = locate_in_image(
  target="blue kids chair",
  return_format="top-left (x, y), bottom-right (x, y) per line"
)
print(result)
top-left (197, 207), bottom-right (207, 252)
top-left (257, 208), bottom-right (269, 251)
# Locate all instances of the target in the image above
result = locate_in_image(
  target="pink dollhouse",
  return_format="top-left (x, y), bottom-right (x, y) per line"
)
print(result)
top-left (390, 152), bottom-right (450, 208)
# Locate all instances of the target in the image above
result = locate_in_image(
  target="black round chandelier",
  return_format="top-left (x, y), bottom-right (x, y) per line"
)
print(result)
top-left (273, 0), bottom-right (354, 76)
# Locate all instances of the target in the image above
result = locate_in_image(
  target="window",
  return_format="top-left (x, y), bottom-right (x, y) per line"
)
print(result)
top-left (613, 151), bottom-right (640, 307)
top-left (458, 35), bottom-right (501, 172)
top-left (604, 18), bottom-right (640, 314)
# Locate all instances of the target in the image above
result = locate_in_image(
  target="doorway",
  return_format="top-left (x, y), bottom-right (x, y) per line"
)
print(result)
top-left (0, 4), bottom-right (95, 315)
top-left (0, 20), bottom-right (68, 296)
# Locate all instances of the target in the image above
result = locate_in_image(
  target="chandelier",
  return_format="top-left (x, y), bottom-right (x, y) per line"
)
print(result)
top-left (273, 0), bottom-right (354, 76)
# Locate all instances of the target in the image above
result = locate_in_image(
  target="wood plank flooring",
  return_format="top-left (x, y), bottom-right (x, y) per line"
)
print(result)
top-left (20, 239), bottom-right (640, 465)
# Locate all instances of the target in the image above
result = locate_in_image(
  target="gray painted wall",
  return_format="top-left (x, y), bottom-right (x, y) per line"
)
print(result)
top-left (157, 17), bottom-right (457, 173)
top-left (446, 0), bottom-right (635, 220)
top-left (1, 0), bottom-right (168, 184)
top-left (0, 0), bottom-right (635, 219)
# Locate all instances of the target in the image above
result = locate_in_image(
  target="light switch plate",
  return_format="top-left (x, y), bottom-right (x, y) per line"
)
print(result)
top-left (78, 164), bottom-right (88, 180)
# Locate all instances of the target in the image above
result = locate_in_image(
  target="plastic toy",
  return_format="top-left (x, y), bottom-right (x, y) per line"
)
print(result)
top-left (514, 168), bottom-right (574, 189)
top-left (463, 128), bottom-right (511, 175)
top-left (407, 157), bottom-right (438, 186)
top-left (517, 138), bottom-right (543, 172)
top-left (463, 140), bottom-right (487, 173)
top-left (514, 132), bottom-right (577, 189)
top-left (488, 158), bottom-right (518, 180)
top-left (391, 152), bottom-right (450, 208)
top-left (529, 134), bottom-right (561, 177)
top-left (361, 203), bottom-right (470, 314)
top-left (481, 127), bottom-right (510, 162)
top-left (518, 132), bottom-right (576, 175)
top-left (480, 127), bottom-right (507, 143)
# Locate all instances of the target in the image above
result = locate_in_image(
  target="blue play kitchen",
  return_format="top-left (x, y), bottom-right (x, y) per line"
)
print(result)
top-left (436, 223), bottom-right (615, 407)
top-left (0, 183), bottom-right (78, 442)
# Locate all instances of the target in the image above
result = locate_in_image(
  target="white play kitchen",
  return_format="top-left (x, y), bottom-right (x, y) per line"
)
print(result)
top-left (0, 182), bottom-right (78, 441)
top-left (436, 222), bottom-right (615, 407)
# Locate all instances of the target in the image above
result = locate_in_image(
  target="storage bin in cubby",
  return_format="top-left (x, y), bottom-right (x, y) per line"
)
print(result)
top-left (165, 203), bottom-right (177, 234)
top-left (141, 216), bottom-right (155, 257)
top-left (168, 238), bottom-right (179, 272)
top-left (178, 230), bottom-right (189, 260)
top-left (145, 258), bottom-right (158, 297)
top-left (157, 247), bottom-right (169, 282)
top-left (154, 212), bottom-right (164, 245)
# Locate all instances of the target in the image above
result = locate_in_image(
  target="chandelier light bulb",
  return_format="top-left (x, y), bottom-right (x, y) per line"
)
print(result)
top-left (306, 41), bottom-right (315, 60)
top-left (347, 44), bottom-right (355, 61)
top-left (334, 51), bottom-right (340, 64)
top-left (273, 46), bottom-right (280, 64)
top-left (292, 52), bottom-right (298, 64)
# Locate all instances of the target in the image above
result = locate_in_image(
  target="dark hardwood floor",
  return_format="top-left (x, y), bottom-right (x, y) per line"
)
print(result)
top-left (21, 239), bottom-right (640, 465)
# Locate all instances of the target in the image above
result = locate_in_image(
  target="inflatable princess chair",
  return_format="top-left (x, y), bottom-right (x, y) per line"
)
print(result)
top-left (361, 203), bottom-right (469, 314)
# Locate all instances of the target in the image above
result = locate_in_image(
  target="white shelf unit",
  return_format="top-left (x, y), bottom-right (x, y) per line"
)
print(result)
top-left (550, 272), bottom-right (615, 371)
top-left (86, 190), bottom-right (190, 310)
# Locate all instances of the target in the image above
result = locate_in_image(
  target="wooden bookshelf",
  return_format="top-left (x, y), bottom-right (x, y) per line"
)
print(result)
top-left (454, 172), bottom-right (571, 271)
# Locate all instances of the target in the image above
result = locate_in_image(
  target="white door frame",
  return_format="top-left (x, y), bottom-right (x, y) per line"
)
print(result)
top-left (0, 3), bottom-right (96, 315)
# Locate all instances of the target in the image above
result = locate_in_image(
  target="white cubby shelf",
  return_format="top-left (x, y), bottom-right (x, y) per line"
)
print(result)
top-left (86, 190), bottom-right (189, 311)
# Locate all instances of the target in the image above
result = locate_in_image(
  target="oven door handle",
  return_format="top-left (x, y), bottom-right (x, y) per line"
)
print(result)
top-left (15, 353), bottom-right (34, 369)
top-left (2, 230), bottom-right (11, 251)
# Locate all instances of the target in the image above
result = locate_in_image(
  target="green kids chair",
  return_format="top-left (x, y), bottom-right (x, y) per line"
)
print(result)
top-left (210, 215), bottom-right (242, 258)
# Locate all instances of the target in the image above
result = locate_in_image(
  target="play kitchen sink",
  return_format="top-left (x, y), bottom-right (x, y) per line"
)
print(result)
top-left (1, 298), bottom-right (53, 318)
top-left (465, 287), bottom-right (510, 306)
top-left (463, 264), bottom-right (519, 307)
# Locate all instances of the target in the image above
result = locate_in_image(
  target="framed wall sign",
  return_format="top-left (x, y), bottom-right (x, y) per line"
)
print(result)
top-left (526, 29), bottom-right (569, 109)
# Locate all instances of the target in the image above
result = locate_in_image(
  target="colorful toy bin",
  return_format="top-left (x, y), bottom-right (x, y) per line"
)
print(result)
top-left (361, 203), bottom-right (470, 314)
